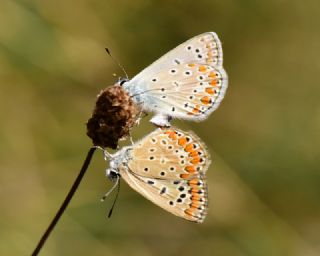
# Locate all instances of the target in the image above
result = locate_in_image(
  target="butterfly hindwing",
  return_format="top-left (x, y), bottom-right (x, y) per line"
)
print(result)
top-left (119, 168), bottom-right (208, 223)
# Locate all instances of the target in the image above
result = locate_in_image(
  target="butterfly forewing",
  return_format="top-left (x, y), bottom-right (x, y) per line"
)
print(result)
top-left (118, 128), bottom-right (210, 222)
top-left (129, 32), bottom-right (224, 81)
top-left (127, 128), bottom-right (210, 179)
top-left (123, 32), bottom-right (227, 123)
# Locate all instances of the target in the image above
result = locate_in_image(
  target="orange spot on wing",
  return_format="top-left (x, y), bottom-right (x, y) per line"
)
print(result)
top-left (188, 63), bottom-right (195, 67)
top-left (210, 79), bottom-right (217, 86)
top-left (191, 202), bottom-right (200, 209)
top-left (209, 71), bottom-right (216, 78)
top-left (191, 157), bottom-right (200, 164)
top-left (166, 130), bottom-right (178, 140)
top-left (185, 209), bottom-right (194, 216)
top-left (192, 105), bottom-right (200, 114)
top-left (201, 96), bottom-right (211, 105)
top-left (189, 151), bottom-right (199, 157)
top-left (180, 173), bottom-right (191, 179)
top-left (189, 179), bottom-right (200, 185)
top-left (205, 87), bottom-right (215, 95)
top-left (198, 65), bottom-right (207, 72)
top-left (191, 188), bottom-right (200, 194)
top-left (185, 166), bottom-right (196, 173)
top-left (185, 143), bottom-right (194, 152)
top-left (178, 137), bottom-right (187, 146)
top-left (191, 194), bottom-right (201, 200)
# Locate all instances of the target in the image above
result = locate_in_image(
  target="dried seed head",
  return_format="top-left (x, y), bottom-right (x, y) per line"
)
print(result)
top-left (86, 85), bottom-right (139, 149)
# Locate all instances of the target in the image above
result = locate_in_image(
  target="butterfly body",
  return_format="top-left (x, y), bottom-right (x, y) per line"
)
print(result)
top-left (106, 127), bottom-right (210, 223)
top-left (122, 32), bottom-right (228, 127)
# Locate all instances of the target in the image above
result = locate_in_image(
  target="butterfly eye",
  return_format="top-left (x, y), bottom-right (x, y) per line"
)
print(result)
top-left (107, 170), bottom-right (119, 182)
top-left (119, 78), bottom-right (128, 86)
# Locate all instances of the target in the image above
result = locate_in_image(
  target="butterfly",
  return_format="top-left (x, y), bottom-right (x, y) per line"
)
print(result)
top-left (104, 127), bottom-right (211, 223)
top-left (119, 32), bottom-right (228, 127)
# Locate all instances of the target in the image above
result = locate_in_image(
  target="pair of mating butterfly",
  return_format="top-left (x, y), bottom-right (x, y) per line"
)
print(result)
top-left (93, 32), bottom-right (227, 223)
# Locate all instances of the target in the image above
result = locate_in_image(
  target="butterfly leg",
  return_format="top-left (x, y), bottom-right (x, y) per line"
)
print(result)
top-left (135, 111), bottom-right (148, 126)
top-left (128, 131), bottom-right (134, 145)
top-left (150, 113), bottom-right (171, 127)
top-left (93, 146), bottom-right (113, 160)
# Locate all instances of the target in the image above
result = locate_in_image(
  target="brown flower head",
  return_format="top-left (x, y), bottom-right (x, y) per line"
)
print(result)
top-left (86, 85), bottom-right (140, 149)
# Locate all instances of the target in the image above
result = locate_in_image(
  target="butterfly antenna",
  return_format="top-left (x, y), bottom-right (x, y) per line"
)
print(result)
top-left (105, 48), bottom-right (129, 80)
top-left (108, 178), bottom-right (121, 218)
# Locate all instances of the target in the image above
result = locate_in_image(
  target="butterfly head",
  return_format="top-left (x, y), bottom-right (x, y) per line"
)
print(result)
top-left (105, 146), bottom-right (132, 181)
top-left (106, 169), bottom-right (120, 182)
top-left (118, 77), bottom-right (129, 86)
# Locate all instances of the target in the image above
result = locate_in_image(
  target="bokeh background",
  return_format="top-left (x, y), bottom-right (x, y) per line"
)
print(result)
top-left (1, 0), bottom-right (320, 255)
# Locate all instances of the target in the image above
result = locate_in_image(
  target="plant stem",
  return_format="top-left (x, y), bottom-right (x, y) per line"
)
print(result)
top-left (32, 147), bottom-right (96, 256)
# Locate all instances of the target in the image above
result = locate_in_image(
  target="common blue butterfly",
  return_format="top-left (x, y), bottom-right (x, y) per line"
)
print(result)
top-left (120, 32), bottom-right (228, 127)
top-left (104, 127), bottom-right (210, 222)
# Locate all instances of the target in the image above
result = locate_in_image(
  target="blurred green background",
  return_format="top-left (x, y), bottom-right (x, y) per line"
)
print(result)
top-left (1, 0), bottom-right (320, 255)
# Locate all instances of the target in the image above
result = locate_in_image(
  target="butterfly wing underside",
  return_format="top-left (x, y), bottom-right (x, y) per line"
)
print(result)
top-left (119, 128), bottom-right (210, 223)
top-left (123, 32), bottom-right (228, 121)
